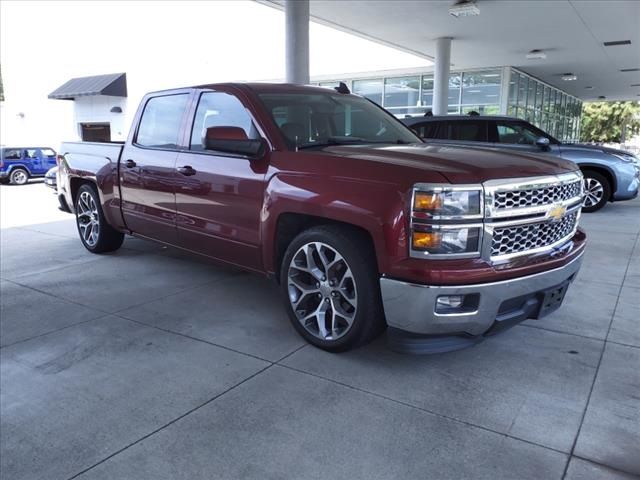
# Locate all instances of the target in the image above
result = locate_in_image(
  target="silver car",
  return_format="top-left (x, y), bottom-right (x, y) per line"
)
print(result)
top-left (403, 115), bottom-right (640, 212)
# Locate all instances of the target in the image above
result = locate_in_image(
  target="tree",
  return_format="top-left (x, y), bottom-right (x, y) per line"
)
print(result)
top-left (580, 101), bottom-right (640, 143)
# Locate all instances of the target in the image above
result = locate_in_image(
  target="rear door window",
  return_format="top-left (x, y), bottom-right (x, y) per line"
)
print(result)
top-left (136, 94), bottom-right (189, 149)
top-left (189, 91), bottom-right (258, 151)
top-left (41, 148), bottom-right (56, 157)
top-left (446, 121), bottom-right (488, 142)
top-left (410, 122), bottom-right (441, 139)
top-left (496, 122), bottom-right (541, 145)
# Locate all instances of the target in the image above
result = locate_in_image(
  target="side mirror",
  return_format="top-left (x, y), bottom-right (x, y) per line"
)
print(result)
top-left (204, 126), bottom-right (265, 159)
top-left (536, 137), bottom-right (551, 149)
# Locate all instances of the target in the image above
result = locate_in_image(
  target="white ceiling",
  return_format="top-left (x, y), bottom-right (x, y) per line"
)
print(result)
top-left (261, 0), bottom-right (640, 101)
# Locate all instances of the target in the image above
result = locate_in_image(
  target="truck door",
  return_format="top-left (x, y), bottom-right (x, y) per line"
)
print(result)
top-left (174, 90), bottom-right (268, 271)
top-left (119, 93), bottom-right (190, 243)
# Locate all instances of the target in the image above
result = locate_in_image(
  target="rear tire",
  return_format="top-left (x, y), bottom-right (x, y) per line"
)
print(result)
top-left (10, 168), bottom-right (29, 185)
top-left (582, 170), bottom-right (610, 213)
top-left (74, 183), bottom-right (124, 253)
top-left (280, 225), bottom-right (386, 352)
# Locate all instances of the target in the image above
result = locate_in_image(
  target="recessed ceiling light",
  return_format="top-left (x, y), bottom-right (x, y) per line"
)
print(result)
top-left (561, 73), bottom-right (577, 81)
top-left (526, 49), bottom-right (547, 60)
top-left (620, 68), bottom-right (640, 72)
top-left (603, 40), bottom-right (631, 46)
top-left (585, 86), bottom-right (594, 90)
top-left (449, 0), bottom-right (480, 17)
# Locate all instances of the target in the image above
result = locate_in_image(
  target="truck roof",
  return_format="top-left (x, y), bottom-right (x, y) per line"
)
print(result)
top-left (144, 82), bottom-right (345, 97)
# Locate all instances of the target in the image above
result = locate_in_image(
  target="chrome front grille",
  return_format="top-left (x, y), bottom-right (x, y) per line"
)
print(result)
top-left (484, 171), bottom-right (584, 262)
top-left (491, 211), bottom-right (580, 257)
top-left (494, 180), bottom-right (582, 210)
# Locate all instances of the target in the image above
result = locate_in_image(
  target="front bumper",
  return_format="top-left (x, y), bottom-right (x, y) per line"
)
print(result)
top-left (381, 252), bottom-right (583, 350)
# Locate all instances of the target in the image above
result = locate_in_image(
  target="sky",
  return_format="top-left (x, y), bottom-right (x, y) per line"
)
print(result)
top-left (0, 0), bottom-right (431, 146)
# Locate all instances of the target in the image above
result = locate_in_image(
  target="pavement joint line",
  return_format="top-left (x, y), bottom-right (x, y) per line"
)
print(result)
top-left (2, 278), bottom-right (113, 315)
top-left (107, 271), bottom-right (245, 316)
top-left (517, 323), bottom-right (608, 344)
top-left (570, 454), bottom-right (640, 478)
top-left (0, 314), bottom-right (111, 351)
top-left (113, 313), bottom-right (276, 364)
top-left (277, 363), bottom-right (571, 458)
top-left (4, 256), bottom-right (106, 281)
top-left (560, 230), bottom-right (639, 480)
top-left (273, 342), bottom-right (309, 364)
top-left (66, 363), bottom-right (275, 480)
top-left (517, 323), bottom-right (640, 349)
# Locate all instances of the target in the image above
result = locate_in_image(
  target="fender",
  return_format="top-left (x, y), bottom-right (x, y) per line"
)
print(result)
top-left (59, 148), bottom-right (125, 231)
top-left (574, 161), bottom-right (618, 193)
top-left (261, 173), bottom-right (409, 276)
top-left (6, 163), bottom-right (34, 176)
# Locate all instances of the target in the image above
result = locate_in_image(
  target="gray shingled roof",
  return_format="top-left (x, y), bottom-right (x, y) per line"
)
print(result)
top-left (48, 73), bottom-right (127, 100)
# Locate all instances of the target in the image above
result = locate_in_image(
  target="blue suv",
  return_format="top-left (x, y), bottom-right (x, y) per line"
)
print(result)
top-left (0, 147), bottom-right (58, 185)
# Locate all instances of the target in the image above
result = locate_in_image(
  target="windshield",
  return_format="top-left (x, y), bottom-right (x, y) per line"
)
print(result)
top-left (258, 92), bottom-right (422, 150)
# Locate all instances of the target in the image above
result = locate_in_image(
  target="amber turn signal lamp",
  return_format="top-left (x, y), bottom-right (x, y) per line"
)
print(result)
top-left (414, 192), bottom-right (443, 211)
top-left (412, 231), bottom-right (442, 250)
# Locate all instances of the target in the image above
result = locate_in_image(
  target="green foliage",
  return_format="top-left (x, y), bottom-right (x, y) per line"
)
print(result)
top-left (580, 101), bottom-right (640, 143)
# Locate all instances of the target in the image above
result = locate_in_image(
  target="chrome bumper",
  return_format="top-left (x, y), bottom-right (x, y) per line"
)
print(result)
top-left (380, 253), bottom-right (583, 337)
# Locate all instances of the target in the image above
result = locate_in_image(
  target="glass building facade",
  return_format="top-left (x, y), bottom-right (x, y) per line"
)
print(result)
top-left (317, 67), bottom-right (582, 142)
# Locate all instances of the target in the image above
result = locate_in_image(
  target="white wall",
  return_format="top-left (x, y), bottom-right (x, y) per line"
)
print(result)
top-left (73, 95), bottom-right (128, 141)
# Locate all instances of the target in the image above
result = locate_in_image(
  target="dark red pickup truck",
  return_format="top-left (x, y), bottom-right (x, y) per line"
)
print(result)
top-left (58, 83), bottom-right (586, 353)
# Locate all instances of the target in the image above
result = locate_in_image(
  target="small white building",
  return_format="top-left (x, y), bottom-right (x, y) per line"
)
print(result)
top-left (48, 73), bottom-right (128, 142)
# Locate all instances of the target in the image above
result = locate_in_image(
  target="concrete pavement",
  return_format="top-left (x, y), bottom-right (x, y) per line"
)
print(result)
top-left (1, 183), bottom-right (638, 479)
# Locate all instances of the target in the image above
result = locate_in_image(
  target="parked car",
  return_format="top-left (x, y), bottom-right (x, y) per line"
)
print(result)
top-left (403, 115), bottom-right (640, 212)
top-left (57, 83), bottom-right (586, 354)
top-left (44, 166), bottom-right (58, 191)
top-left (0, 147), bottom-right (58, 185)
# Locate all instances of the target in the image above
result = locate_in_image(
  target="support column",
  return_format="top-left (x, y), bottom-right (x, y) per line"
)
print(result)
top-left (285, 0), bottom-right (310, 85)
top-left (432, 37), bottom-right (452, 115)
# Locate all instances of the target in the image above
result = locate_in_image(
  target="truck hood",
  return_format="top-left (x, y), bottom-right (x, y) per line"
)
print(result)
top-left (317, 143), bottom-right (578, 184)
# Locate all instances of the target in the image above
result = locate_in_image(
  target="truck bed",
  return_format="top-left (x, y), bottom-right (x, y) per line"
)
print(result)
top-left (60, 141), bottom-right (125, 162)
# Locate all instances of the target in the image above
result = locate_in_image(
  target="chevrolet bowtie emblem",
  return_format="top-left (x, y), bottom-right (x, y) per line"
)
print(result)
top-left (547, 204), bottom-right (567, 222)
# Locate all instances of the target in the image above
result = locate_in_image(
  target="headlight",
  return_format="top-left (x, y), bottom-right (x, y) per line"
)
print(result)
top-left (412, 226), bottom-right (481, 255)
top-left (612, 153), bottom-right (636, 163)
top-left (410, 184), bottom-right (483, 259)
top-left (413, 188), bottom-right (482, 218)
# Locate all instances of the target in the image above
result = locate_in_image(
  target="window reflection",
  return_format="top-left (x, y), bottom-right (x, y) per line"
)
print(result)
top-left (352, 79), bottom-right (383, 105)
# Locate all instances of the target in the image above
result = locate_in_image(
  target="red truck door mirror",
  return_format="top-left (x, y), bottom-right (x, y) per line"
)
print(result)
top-left (204, 126), bottom-right (265, 159)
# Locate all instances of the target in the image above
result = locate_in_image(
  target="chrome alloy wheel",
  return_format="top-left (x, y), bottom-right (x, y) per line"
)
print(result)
top-left (583, 177), bottom-right (604, 208)
top-left (287, 242), bottom-right (357, 341)
top-left (77, 191), bottom-right (100, 247)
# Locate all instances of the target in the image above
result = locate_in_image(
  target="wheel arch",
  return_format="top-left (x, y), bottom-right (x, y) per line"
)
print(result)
top-left (579, 164), bottom-right (616, 200)
top-left (272, 213), bottom-right (378, 283)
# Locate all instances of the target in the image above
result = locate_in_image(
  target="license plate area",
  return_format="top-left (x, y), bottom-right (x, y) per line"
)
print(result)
top-left (537, 281), bottom-right (570, 318)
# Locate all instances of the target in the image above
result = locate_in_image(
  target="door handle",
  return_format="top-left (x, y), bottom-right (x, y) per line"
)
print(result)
top-left (178, 165), bottom-right (196, 176)
top-left (124, 159), bottom-right (136, 168)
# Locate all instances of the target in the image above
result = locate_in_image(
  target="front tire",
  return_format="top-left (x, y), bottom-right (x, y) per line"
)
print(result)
top-left (280, 225), bottom-right (385, 352)
top-left (582, 170), bottom-right (610, 213)
top-left (10, 168), bottom-right (29, 185)
top-left (75, 183), bottom-right (124, 253)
